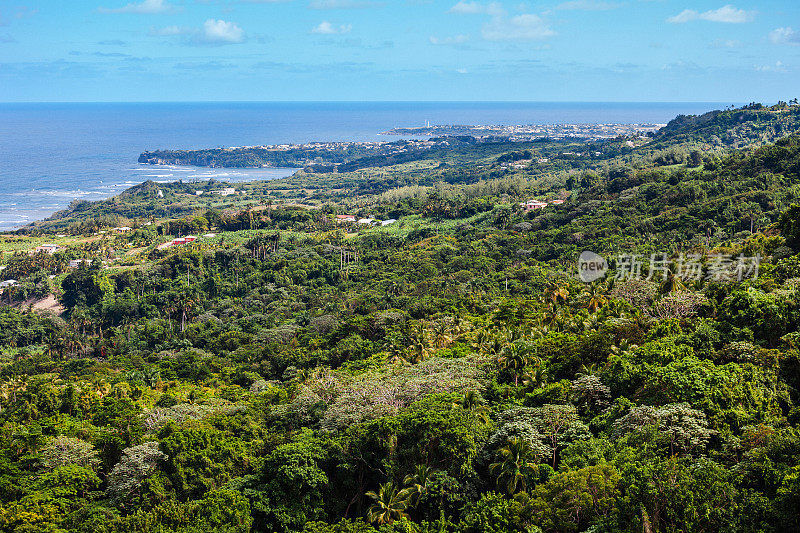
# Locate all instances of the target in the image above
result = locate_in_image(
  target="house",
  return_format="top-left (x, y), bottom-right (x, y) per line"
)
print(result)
top-left (69, 259), bottom-right (92, 268)
top-left (520, 200), bottom-right (548, 212)
top-left (0, 280), bottom-right (18, 289)
top-left (184, 235), bottom-right (197, 243)
top-left (335, 215), bottom-right (356, 223)
top-left (549, 199), bottom-right (565, 205)
top-left (214, 187), bottom-right (237, 197)
top-left (381, 219), bottom-right (398, 226)
top-left (114, 226), bottom-right (132, 233)
top-left (358, 218), bottom-right (377, 225)
top-left (34, 244), bottom-right (60, 255)
top-left (172, 238), bottom-right (186, 245)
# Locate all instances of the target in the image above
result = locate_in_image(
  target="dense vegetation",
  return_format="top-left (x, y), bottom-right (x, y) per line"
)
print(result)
top-left (2, 104), bottom-right (800, 533)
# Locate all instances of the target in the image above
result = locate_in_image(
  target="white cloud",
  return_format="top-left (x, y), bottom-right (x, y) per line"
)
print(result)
top-left (754, 60), bottom-right (786, 72)
top-left (456, 68), bottom-right (468, 74)
top-left (429, 34), bottom-right (469, 45)
top-left (149, 19), bottom-right (245, 45)
top-left (201, 19), bottom-right (245, 43)
top-left (556, 0), bottom-right (621, 10)
top-left (449, 1), bottom-right (503, 16)
top-left (99, 0), bottom-right (176, 14)
top-left (311, 21), bottom-right (352, 34)
top-left (667, 5), bottom-right (755, 24)
top-left (482, 13), bottom-right (555, 41)
top-left (770, 27), bottom-right (800, 46)
top-left (448, 2), bottom-right (553, 42)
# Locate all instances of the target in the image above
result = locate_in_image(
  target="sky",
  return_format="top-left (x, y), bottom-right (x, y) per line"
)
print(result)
top-left (0, 0), bottom-right (798, 102)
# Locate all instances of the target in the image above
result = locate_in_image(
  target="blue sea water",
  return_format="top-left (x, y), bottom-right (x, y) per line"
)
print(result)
top-left (0, 101), bottom-right (728, 231)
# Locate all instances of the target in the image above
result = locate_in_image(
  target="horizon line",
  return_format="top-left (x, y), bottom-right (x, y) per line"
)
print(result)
top-left (0, 100), bottom-right (742, 105)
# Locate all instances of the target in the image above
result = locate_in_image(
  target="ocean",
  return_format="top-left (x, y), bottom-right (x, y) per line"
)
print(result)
top-left (0, 101), bottom-right (728, 231)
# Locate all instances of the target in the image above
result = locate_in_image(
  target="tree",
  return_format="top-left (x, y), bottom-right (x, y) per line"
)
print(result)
top-left (456, 390), bottom-right (490, 423)
top-left (365, 482), bottom-right (411, 525)
top-left (611, 403), bottom-right (715, 456)
top-left (489, 437), bottom-right (540, 494)
top-left (497, 342), bottom-right (535, 386)
top-left (402, 464), bottom-right (437, 506)
top-left (106, 441), bottom-right (167, 505)
top-left (60, 262), bottom-right (113, 312)
top-left (531, 404), bottom-right (589, 468)
top-left (531, 464), bottom-right (620, 533)
top-left (40, 436), bottom-right (100, 470)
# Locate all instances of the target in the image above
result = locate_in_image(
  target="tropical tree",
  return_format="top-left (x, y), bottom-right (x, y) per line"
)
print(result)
top-left (489, 437), bottom-right (540, 494)
top-left (365, 482), bottom-right (411, 525)
top-left (456, 390), bottom-right (490, 422)
top-left (403, 465), bottom-right (437, 506)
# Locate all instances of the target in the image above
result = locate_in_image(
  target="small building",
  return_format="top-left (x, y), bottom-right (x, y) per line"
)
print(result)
top-left (195, 190), bottom-right (204, 195)
top-left (184, 236), bottom-right (197, 243)
top-left (0, 279), bottom-right (18, 289)
top-left (335, 215), bottom-right (356, 223)
top-left (114, 226), bottom-right (132, 233)
top-left (520, 200), bottom-right (548, 212)
top-left (69, 259), bottom-right (93, 268)
top-left (172, 238), bottom-right (186, 245)
top-left (381, 219), bottom-right (398, 226)
top-left (34, 244), bottom-right (60, 255)
top-left (203, 233), bottom-right (216, 238)
top-left (549, 199), bottom-right (565, 205)
top-left (358, 218), bottom-right (377, 225)
top-left (214, 187), bottom-right (237, 197)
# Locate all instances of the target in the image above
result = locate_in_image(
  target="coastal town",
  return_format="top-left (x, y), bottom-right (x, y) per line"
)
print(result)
top-left (137, 122), bottom-right (665, 172)
top-left (383, 122), bottom-right (665, 140)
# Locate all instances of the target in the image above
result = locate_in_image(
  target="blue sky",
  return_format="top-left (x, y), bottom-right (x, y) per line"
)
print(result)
top-left (0, 0), bottom-right (798, 101)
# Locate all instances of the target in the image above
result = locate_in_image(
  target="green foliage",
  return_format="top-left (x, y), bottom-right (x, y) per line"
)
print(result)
top-left (4, 110), bottom-right (800, 532)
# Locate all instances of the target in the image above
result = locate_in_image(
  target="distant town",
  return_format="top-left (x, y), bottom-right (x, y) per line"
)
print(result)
top-left (382, 122), bottom-right (665, 141)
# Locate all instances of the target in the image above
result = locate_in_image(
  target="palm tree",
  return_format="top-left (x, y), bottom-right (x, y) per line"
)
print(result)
top-left (403, 465), bottom-right (437, 506)
top-left (660, 270), bottom-right (685, 294)
top-left (546, 283), bottom-right (570, 305)
top-left (610, 339), bottom-right (637, 358)
top-left (489, 437), bottom-right (539, 494)
top-left (497, 343), bottom-right (531, 386)
top-left (91, 378), bottom-right (111, 398)
top-left (365, 482), bottom-right (411, 525)
top-left (583, 283), bottom-right (608, 312)
top-left (432, 320), bottom-right (453, 350)
top-left (456, 390), bottom-right (490, 423)
top-left (521, 364), bottom-right (547, 391)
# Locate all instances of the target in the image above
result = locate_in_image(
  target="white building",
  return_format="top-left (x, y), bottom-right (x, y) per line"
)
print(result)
top-left (34, 244), bottom-right (60, 255)
top-left (520, 200), bottom-right (548, 212)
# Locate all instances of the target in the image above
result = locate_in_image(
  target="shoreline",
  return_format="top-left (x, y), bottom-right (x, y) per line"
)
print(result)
top-left (0, 165), bottom-right (298, 232)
